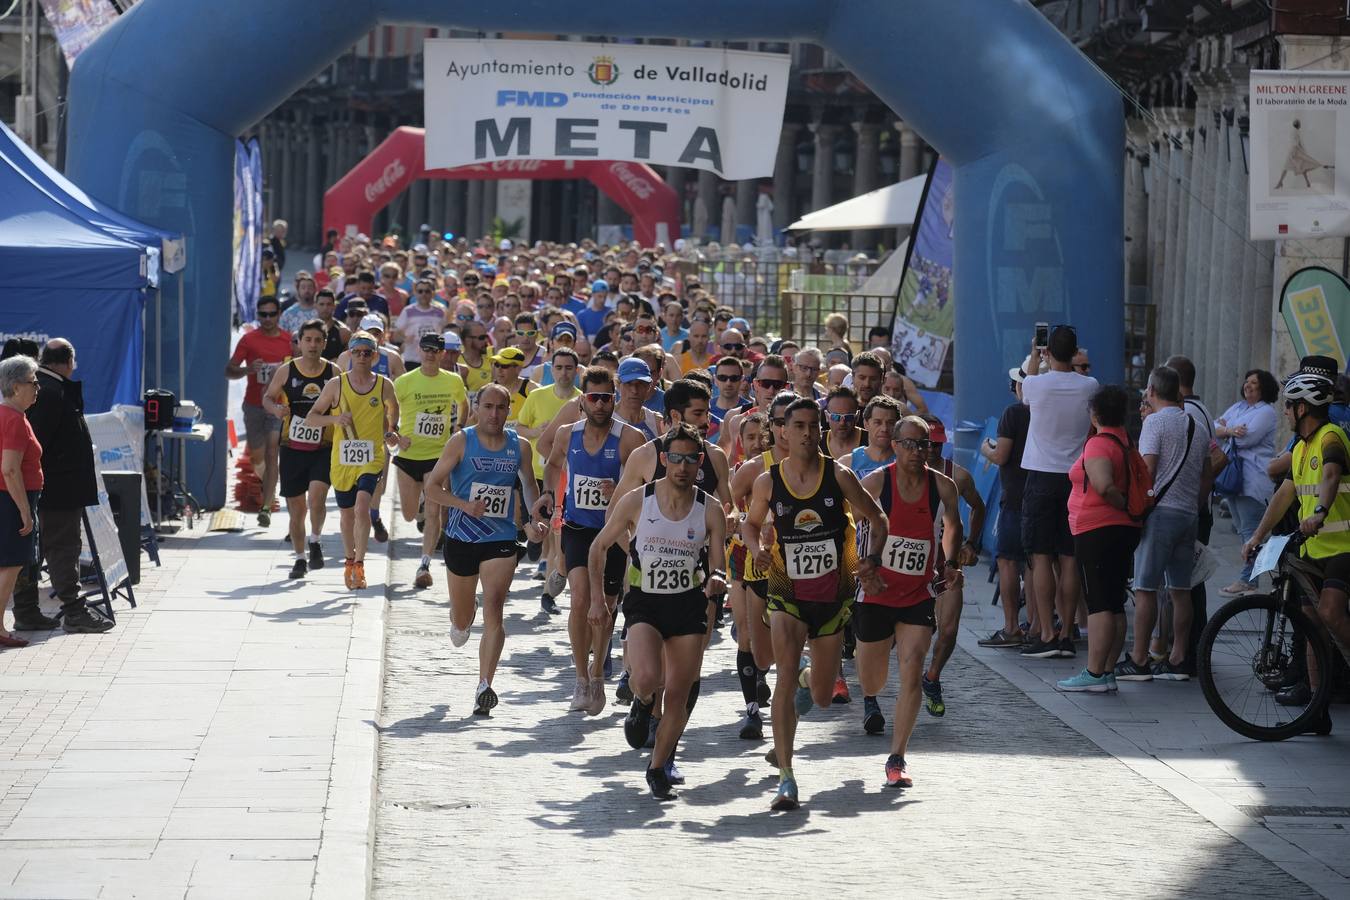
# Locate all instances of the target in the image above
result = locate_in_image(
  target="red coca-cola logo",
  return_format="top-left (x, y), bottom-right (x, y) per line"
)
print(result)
top-left (609, 162), bottom-right (653, 200)
top-left (364, 159), bottom-right (407, 202)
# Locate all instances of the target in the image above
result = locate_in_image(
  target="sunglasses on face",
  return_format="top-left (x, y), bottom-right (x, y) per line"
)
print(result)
top-left (721, 343), bottom-right (745, 352)
top-left (515, 329), bottom-right (538, 338)
top-left (636, 324), bottom-right (657, 333)
top-left (827, 412), bottom-right (857, 424)
top-left (585, 392), bottom-right (615, 404)
top-left (416, 288), bottom-right (433, 295)
top-left (350, 349), bottom-right (375, 358)
top-left (456, 313), bottom-right (475, 321)
top-left (665, 450), bottom-right (702, 465)
top-left (894, 437), bottom-right (933, 452)
top-left (756, 379), bottom-right (787, 390)
top-left (257, 310), bottom-right (278, 318)
top-left (716, 373), bottom-right (742, 383)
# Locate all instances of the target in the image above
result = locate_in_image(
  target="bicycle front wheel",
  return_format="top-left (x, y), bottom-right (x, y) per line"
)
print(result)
top-left (1198, 593), bottom-right (1331, 741)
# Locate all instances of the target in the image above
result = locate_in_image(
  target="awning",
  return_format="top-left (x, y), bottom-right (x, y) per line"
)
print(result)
top-left (787, 174), bottom-right (928, 232)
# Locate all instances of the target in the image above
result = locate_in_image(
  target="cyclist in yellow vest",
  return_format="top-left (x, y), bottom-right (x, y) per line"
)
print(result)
top-left (305, 331), bottom-right (401, 590)
top-left (1242, 358), bottom-right (1350, 691)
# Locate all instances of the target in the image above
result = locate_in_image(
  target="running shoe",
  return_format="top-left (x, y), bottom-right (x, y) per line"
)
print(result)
top-left (884, 754), bottom-right (912, 788)
top-left (1150, 659), bottom-right (1191, 682)
top-left (921, 675), bottom-right (945, 717)
top-left (1113, 656), bottom-right (1153, 682)
top-left (1020, 638), bottom-right (1061, 659)
top-left (1106, 673), bottom-right (1119, 693)
top-left (615, 671), bottom-right (633, 703)
top-left (569, 680), bottom-right (590, 712)
top-left (771, 777), bottom-right (799, 811)
top-left (352, 561), bottom-right (367, 590)
top-left (1056, 669), bottom-right (1111, 693)
top-left (978, 628), bottom-right (1024, 648)
top-left (602, 645), bottom-right (614, 680)
top-left (664, 756), bottom-right (685, 786)
top-left (624, 697), bottom-right (653, 748)
top-left (1276, 682), bottom-right (1312, 706)
top-left (794, 658), bottom-right (813, 717)
top-left (738, 709), bottom-right (763, 740)
top-left (288, 558), bottom-right (307, 580)
top-left (540, 594), bottom-right (560, 615)
top-left (414, 564), bottom-right (433, 590)
top-left (862, 696), bottom-right (885, 735)
top-left (473, 683), bottom-right (498, 716)
top-left (831, 676), bottom-right (851, 704)
top-left (644, 716), bottom-right (658, 749)
top-left (646, 766), bottom-right (676, 801)
top-left (343, 558), bottom-right (356, 590)
top-left (258, 510), bottom-right (271, 528)
top-left (585, 679), bottom-right (607, 716)
top-left (764, 747), bottom-right (780, 767)
top-left (308, 541), bottom-right (324, 570)
top-left (546, 569), bottom-right (568, 597)
top-left (1056, 637), bottom-right (1077, 659)
top-left (533, 561), bottom-right (547, 581)
top-left (756, 674), bottom-right (771, 706)
top-left (372, 517), bottom-right (388, 544)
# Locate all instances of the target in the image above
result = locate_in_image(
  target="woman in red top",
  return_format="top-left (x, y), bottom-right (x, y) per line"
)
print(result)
top-left (1059, 385), bottom-right (1141, 692)
top-left (0, 356), bottom-right (44, 648)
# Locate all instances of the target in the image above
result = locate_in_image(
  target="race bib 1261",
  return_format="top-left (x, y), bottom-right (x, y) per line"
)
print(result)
top-left (470, 483), bottom-right (511, 519)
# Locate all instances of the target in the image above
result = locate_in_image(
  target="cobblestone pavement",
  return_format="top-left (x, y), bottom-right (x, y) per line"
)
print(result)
top-left (372, 515), bottom-right (1317, 899)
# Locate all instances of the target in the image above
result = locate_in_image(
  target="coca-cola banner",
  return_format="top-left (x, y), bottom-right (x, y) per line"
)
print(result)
top-left (424, 39), bottom-right (789, 180)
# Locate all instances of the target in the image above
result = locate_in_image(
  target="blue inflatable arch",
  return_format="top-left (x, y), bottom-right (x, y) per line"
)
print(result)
top-left (66, 0), bottom-right (1122, 506)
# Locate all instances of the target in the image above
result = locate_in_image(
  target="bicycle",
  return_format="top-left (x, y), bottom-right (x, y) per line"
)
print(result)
top-left (1197, 532), bottom-right (1336, 741)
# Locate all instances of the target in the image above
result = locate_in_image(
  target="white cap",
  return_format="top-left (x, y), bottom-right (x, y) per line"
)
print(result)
top-left (499, 238), bottom-right (513, 250)
top-left (360, 314), bottom-right (385, 332)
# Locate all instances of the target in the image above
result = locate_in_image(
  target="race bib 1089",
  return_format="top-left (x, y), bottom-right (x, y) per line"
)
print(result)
top-left (414, 412), bottom-right (447, 440)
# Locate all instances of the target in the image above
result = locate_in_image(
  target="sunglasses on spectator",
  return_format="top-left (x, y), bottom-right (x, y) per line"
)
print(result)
top-left (664, 450), bottom-right (702, 465)
top-left (827, 412), bottom-right (857, 424)
top-left (716, 373), bottom-right (742, 383)
top-left (257, 310), bottom-right (278, 318)
top-left (722, 343), bottom-right (746, 352)
top-left (894, 437), bottom-right (933, 452)
top-left (415, 288), bottom-right (433, 295)
top-left (585, 392), bottom-right (615, 404)
top-left (756, 379), bottom-right (787, 390)
top-left (456, 313), bottom-right (475, 322)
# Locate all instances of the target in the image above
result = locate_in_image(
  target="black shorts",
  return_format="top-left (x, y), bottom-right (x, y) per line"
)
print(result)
top-left (1309, 552), bottom-right (1350, 595)
top-left (334, 473), bottom-right (380, 509)
top-left (561, 522), bottom-right (626, 596)
top-left (1074, 525), bottom-right (1139, 615)
top-left (0, 490), bottom-right (39, 568)
top-left (765, 594), bottom-right (852, 639)
top-left (1021, 470), bottom-right (1074, 558)
top-left (443, 538), bottom-right (520, 577)
top-left (995, 501), bottom-right (1025, 562)
top-left (279, 446), bottom-right (331, 498)
top-left (392, 455), bottom-right (438, 482)
top-left (853, 598), bottom-right (937, 642)
top-left (623, 589), bottom-right (709, 639)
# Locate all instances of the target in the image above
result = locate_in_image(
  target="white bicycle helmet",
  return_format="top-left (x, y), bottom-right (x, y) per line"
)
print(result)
top-left (1283, 372), bottom-right (1334, 406)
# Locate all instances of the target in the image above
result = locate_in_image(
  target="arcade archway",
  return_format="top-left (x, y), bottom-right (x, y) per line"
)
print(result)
top-left (66, 0), bottom-right (1123, 505)
top-left (324, 126), bottom-right (681, 246)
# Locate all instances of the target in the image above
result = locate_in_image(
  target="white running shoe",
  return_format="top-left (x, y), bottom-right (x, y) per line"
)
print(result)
top-left (569, 680), bottom-right (591, 712)
top-left (585, 679), bottom-right (606, 716)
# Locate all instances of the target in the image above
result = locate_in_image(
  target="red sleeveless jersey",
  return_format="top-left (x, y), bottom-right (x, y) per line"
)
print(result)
top-left (864, 464), bottom-right (942, 608)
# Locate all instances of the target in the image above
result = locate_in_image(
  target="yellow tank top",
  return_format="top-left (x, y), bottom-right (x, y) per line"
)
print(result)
top-left (1293, 421), bottom-right (1350, 559)
top-left (462, 356), bottom-right (493, 393)
top-left (329, 370), bottom-right (388, 490)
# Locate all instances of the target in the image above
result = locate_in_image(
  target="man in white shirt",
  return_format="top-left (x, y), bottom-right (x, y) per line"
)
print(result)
top-left (1019, 325), bottom-right (1099, 660)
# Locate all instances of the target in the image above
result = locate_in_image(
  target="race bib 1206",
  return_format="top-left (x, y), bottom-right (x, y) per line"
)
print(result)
top-left (287, 416), bottom-right (324, 447)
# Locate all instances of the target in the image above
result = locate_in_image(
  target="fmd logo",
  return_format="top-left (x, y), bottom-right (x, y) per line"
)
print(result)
top-left (496, 90), bottom-right (568, 108)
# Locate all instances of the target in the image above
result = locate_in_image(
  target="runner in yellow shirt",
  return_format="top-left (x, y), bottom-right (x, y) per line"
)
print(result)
top-left (393, 332), bottom-right (468, 590)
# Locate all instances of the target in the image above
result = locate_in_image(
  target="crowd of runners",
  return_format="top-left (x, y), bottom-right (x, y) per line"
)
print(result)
top-left (227, 231), bottom-right (1041, 809)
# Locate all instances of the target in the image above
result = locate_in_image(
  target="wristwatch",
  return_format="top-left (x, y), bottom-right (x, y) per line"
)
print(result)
top-left (945, 558), bottom-right (961, 570)
top-left (864, 553), bottom-right (883, 568)
top-left (1314, 504), bottom-right (1329, 516)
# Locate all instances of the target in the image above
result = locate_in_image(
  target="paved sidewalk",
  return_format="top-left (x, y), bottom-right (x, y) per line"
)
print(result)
top-left (0, 499), bottom-right (388, 900)
top-left (371, 512), bottom-right (1325, 899)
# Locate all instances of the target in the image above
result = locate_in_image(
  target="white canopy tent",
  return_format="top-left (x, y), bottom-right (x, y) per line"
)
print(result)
top-left (787, 173), bottom-right (928, 232)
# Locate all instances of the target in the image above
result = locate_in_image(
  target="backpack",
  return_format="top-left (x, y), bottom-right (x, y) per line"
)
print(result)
top-left (1091, 432), bottom-right (1155, 522)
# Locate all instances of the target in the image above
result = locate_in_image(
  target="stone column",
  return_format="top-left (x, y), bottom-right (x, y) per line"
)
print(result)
top-left (427, 180), bottom-right (446, 238)
top-left (735, 179), bottom-right (757, 235)
top-left (1215, 69), bottom-right (1249, 400)
top-left (465, 181), bottom-right (483, 241)
top-left (771, 123), bottom-right (799, 233)
top-left (480, 179), bottom-right (498, 237)
top-left (809, 123), bottom-right (838, 214)
top-left (695, 169), bottom-right (719, 241)
top-left (445, 181), bottom-right (466, 240)
top-left (304, 120), bottom-right (322, 247)
top-left (408, 179), bottom-right (428, 245)
top-left (1163, 109), bottom-right (1193, 351)
top-left (851, 121), bottom-right (881, 250)
top-left (896, 121), bottom-right (923, 182)
top-left (1196, 80), bottom-right (1226, 390)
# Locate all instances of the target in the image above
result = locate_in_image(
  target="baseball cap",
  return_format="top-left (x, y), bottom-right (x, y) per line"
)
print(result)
top-left (441, 331), bottom-right (462, 351)
top-left (927, 420), bottom-right (948, 444)
top-left (360, 314), bottom-right (385, 333)
top-left (591, 279), bottom-right (609, 294)
top-left (728, 317), bottom-right (751, 333)
top-left (551, 322), bottom-right (578, 341)
top-left (419, 332), bottom-right (445, 351)
top-left (499, 238), bottom-right (513, 251)
top-left (491, 346), bottom-right (527, 366)
top-left (618, 357), bottom-right (654, 384)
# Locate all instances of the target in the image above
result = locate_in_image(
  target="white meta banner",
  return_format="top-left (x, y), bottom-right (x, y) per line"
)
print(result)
top-left (424, 39), bottom-right (789, 180)
top-left (1250, 70), bottom-right (1350, 240)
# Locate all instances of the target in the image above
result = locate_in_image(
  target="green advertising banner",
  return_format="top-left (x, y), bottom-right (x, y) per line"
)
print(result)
top-left (1279, 266), bottom-right (1350, 369)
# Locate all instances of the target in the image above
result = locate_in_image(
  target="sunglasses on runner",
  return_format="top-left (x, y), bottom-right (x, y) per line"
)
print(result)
top-left (756, 378), bottom-right (787, 390)
top-left (415, 288), bottom-right (433, 295)
top-left (456, 314), bottom-right (475, 322)
top-left (585, 392), bottom-right (615, 404)
top-left (350, 349), bottom-right (375, 358)
top-left (515, 329), bottom-right (539, 338)
top-left (722, 343), bottom-right (745, 352)
top-left (716, 373), bottom-right (742, 383)
top-left (827, 412), bottom-right (857, 425)
top-left (894, 437), bottom-right (933, 452)
top-left (665, 450), bottom-right (702, 465)
top-left (257, 310), bottom-right (278, 318)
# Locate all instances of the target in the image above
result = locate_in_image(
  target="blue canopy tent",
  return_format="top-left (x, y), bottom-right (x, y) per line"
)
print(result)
top-left (0, 124), bottom-right (151, 413)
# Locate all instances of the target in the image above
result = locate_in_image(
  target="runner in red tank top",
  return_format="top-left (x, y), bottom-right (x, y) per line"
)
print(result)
top-left (855, 415), bottom-right (963, 789)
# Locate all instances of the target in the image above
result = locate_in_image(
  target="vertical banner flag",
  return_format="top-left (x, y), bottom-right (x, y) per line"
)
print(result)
top-left (36, 0), bottom-right (121, 67)
top-left (1250, 71), bottom-right (1350, 240)
top-left (423, 40), bottom-right (790, 179)
top-left (890, 159), bottom-right (955, 388)
top-left (232, 138), bottom-right (263, 325)
top-left (1278, 266), bottom-right (1350, 370)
